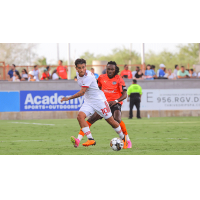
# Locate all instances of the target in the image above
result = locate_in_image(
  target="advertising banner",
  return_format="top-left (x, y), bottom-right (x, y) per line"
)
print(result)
top-left (122, 89), bottom-right (200, 111)
top-left (20, 90), bottom-right (84, 111)
top-left (0, 92), bottom-right (20, 112)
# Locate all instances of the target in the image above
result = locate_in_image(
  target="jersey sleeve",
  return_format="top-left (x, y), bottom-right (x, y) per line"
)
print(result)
top-left (82, 76), bottom-right (93, 88)
top-left (118, 76), bottom-right (126, 92)
top-left (97, 76), bottom-right (102, 88)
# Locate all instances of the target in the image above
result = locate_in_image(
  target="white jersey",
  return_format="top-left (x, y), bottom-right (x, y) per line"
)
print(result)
top-left (76, 70), bottom-right (105, 103)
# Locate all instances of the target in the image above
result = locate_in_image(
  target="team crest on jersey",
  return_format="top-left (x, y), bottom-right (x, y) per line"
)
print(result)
top-left (112, 81), bottom-right (117, 85)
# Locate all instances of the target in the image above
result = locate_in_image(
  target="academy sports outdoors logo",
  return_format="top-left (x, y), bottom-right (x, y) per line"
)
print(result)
top-left (20, 90), bottom-right (84, 111)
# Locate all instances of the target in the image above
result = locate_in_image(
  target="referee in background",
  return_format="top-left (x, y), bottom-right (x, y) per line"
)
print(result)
top-left (127, 79), bottom-right (142, 119)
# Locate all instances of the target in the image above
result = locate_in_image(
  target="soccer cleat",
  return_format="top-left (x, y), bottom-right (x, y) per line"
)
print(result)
top-left (127, 140), bottom-right (132, 148)
top-left (122, 135), bottom-right (128, 149)
top-left (82, 138), bottom-right (96, 147)
top-left (71, 136), bottom-right (80, 148)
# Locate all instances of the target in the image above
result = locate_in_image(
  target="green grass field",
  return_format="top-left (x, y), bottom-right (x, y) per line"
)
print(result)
top-left (0, 117), bottom-right (200, 155)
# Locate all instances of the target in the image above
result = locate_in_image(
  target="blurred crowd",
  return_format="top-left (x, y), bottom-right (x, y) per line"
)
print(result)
top-left (119, 64), bottom-right (200, 80)
top-left (5, 61), bottom-right (200, 82)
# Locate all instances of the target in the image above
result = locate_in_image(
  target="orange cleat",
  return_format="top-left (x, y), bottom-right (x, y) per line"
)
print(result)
top-left (122, 135), bottom-right (128, 149)
top-left (82, 139), bottom-right (96, 147)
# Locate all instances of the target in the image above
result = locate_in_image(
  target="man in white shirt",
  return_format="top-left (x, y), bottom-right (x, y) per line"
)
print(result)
top-left (61, 58), bottom-right (128, 149)
top-left (173, 65), bottom-right (179, 77)
top-left (33, 65), bottom-right (40, 81)
top-left (132, 66), bottom-right (140, 78)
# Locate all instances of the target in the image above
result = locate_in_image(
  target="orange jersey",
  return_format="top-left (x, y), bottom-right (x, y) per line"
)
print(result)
top-left (120, 69), bottom-right (132, 79)
top-left (98, 74), bottom-right (126, 105)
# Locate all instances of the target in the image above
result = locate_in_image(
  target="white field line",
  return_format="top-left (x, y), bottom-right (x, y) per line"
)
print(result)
top-left (10, 122), bottom-right (55, 126)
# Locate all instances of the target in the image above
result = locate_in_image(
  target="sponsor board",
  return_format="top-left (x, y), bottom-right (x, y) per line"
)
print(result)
top-left (20, 90), bottom-right (84, 111)
top-left (0, 92), bottom-right (20, 112)
top-left (122, 89), bottom-right (200, 111)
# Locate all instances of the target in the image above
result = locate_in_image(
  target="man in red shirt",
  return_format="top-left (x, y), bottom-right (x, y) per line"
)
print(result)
top-left (40, 69), bottom-right (50, 80)
top-left (77, 61), bottom-right (132, 148)
top-left (120, 64), bottom-right (133, 79)
top-left (57, 60), bottom-right (68, 79)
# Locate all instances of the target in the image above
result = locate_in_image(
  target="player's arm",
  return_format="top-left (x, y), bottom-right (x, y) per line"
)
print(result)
top-left (61, 87), bottom-right (87, 102)
top-left (109, 85), bottom-right (127, 107)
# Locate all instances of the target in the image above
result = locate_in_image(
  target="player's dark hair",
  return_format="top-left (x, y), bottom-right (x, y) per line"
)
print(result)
top-left (107, 61), bottom-right (119, 75)
top-left (175, 65), bottom-right (178, 69)
top-left (133, 79), bottom-right (137, 84)
top-left (75, 58), bottom-right (86, 67)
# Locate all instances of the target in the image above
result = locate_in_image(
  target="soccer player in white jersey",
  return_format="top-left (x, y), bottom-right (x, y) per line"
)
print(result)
top-left (61, 58), bottom-right (128, 148)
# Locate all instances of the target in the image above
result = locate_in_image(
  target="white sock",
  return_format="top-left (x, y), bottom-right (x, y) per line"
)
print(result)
top-left (82, 127), bottom-right (93, 139)
top-left (126, 135), bottom-right (130, 141)
top-left (113, 126), bottom-right (124, 140)
top-left (77, 134), bottom-right (83, 141)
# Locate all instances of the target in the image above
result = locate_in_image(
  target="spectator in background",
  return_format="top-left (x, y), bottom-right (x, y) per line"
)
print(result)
top-left (177, 66), bottom-right (190, 79)
top-left (145, 64), bottom-right (155, 80)
top-left (132, 66), bottom-right (140, 77)
top-left (151, 65), bottom-right (157, 79)
top-left (134, 69), bottom-right (144, 80)
top-left (40, 69), bottom-right (50, 80)
top-left (57, 60), bottom-right (68, 79)
top-left (28, 71), bottom-right (37, 82)
top-left (33, 65), bottom-right (40, 81)
top-left (120, 64), bottom-right (132, 79)
top-left (52, 69), bottom-right (59, 80)
top-left (164, 69), bottom-right (176, 80)
top-left (21, 69), bottom-right (28, 81)
top-left (12, 71), bottom-right (21, 82)
top-left (157, 64), bottom-right (165, 77)
top-left (90, 68), bottom-right (99, 79)
top-left (189, 69), bottom-right (197, 78)
top-left (173, 65), bottom-right (179, 77)
top-left (198, 72), bottom-right (200, 78)
top-left (46, 66), bottom-right (51, 77)
top-left (7, 64), bottom-right (18, 81)
top-left (102, 68), bottom-right (106, 74)
top-left (0, 73), bottom-right (1, 80)
top-left (74, 76), bottom-right (77, 81)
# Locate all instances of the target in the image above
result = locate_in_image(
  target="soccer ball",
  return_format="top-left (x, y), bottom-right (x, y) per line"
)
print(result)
top-left (110, 138), bottom-right (124, 151)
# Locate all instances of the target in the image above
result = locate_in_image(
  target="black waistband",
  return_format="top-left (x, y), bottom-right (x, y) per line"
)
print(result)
top-left (130, 93), bottom-right (140, 98)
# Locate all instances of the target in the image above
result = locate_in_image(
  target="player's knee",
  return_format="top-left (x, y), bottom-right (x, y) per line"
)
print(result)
top-left (77, 112), bottom-right (84, 121)
top-left (114, 118), bottom-right (121, 124)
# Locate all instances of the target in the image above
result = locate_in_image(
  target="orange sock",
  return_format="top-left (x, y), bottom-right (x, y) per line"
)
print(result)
top-left (79, 121), bottom-right (92, 136)
top-left (120, 121), bottom-right (128, 135)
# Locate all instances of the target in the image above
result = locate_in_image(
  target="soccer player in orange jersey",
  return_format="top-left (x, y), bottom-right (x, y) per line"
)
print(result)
top-left (77, 61), bottom-right (132, 148)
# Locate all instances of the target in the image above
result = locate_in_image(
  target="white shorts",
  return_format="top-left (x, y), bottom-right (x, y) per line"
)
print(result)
top-left (79, 100), bottom-right (112, 120)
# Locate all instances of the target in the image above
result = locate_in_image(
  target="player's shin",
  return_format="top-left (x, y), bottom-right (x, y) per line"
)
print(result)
top-left (113, 126), bottom-right (124, 140)
top-left (78, 121), bottom-right (92, 141)
top-left (82, 127), bottom-right (93, 139)
top-left (119, 121), bottom-right (130, 141)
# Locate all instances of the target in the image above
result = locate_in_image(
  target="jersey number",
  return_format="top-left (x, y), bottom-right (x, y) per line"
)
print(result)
top-left (101, 101), bottom-right (111, 116)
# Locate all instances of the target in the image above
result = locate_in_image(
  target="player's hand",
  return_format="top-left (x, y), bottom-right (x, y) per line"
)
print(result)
top-left (109, 101), bottom-right (117, 107)
top-left (61, 97), bottom-right (69, 102)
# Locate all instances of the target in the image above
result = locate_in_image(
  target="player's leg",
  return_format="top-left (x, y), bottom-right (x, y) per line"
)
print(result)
top-left (78, 112), bottom-right (102, 138)
top-left (111, 105), bottom-right (132, 148)
top-left (135, 99), bottom-right (141, 119)
top-left (129, 98), bottom-right (134, 119)
top-left (71, 104), bottom-right (96, 148)
top-left (105, 116), bottom-right (128, 149)
top-left (94, 101), bottom-right (128, 149)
